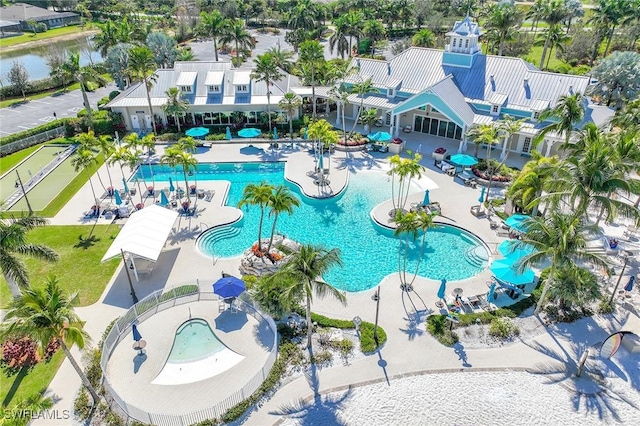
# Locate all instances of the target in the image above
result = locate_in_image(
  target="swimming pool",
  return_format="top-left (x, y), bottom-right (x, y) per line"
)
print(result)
top-left (167, 318), bottom-right (227, 363)
top-left (151, 318), bottom-right (245, 385)
top-left (138, 163), bottom-right (489, 291)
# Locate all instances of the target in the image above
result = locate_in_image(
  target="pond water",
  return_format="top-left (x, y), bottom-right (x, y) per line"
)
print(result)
top-left (0, 36), bottom-right (102, 82)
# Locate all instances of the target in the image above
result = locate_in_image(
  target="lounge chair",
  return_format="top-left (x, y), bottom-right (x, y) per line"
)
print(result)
top-left (204, 190), bottom-right (215, 202)
top-left (437, 161), bottom-right (455, 175)
top-left (456, 171), bottom-right (477, 188)
top-left (477, 294), bottom-right (493, 311)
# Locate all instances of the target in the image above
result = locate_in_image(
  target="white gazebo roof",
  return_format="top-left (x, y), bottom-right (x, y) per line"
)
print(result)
top-left (101, 205), bottom-right (178, 263)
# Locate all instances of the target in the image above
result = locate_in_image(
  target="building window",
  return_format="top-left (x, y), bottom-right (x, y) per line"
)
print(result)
top-left (430, 107), bottom-right (439, 114)
top-left (208, 85), bottom-right (220, 93)
top-left (465, 39), bottom-right (469, 48)
top-left (387, 88), bottom-right (395, 98)
top-left (492, 105), bottom-right (499, 113)
top-left (533, 111), bottom-right (540, 120)
top-left (236, 85), bottom-right (248, 92)
top-left (523, 137), bottom-right (532, 153)
top-left (452, 39), bottom-right (457, 48)
top-left (181, 85), bottom-right (192, 93)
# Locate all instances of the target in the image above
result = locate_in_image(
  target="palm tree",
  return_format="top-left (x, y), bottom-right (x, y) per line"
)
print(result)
top-left (549, 264), bottom-right (601, 310)
top-left (162, 87), bottom-right (189, 132)
top-left (483, 116), bottom-right (524, 204)
top-left (589, 0), bottom-right (629, 58)
top-left (92, 19), bottom-right (126, 57)
top-left (308, 119), bottom-right (339, 177)
top-left (62, 53), bottom-right (106, 129)
top-left (330, 16), bottom-right (350, 59)
top-left (161, 146), bottom-right (197, 205)
top-left (287, 0), bottom-right (318, 31)
top-left (611, 99), bottom-right (640, 130)
top-left (1, 276), bottom-right (101, 404)
top-left (127, 46), bottom-right (158, 134)
top-left (266, 45), bottom-right (295, 74)
top-left (508, 152), bottom-right (559, 216)
top-left (466, 123), bottom-right (499, 159)
top-left (278, 92), bottom-right (303, 142)
top-left (482, 2), bottom-right (522, 56)
top-left (329, 83), bottom-right (351, 145)
top-left (108, 146), bottom-right (131, 183)
top-left (251, 53), bottom-right (283, 132)
top-left (298, 40), bottom-right (325, 119)
top-left (387, 152), bottom-right (425, 215)
top-left (71, 147), bottom-right (100, 209)
top-left (363, 20), bottom-right (386, 56)
top-left (349, 77), bottom-right (379, 134)
top-left (238, 182), bottom-right (274, 252)
top-left (75, 131), bottom-right (113, 193)
top-left (411, 29), bottom-right (436, 48)
top-left (535, 24), bottom-right (570, 69)
top-left (517, 212), bottom-right (608, 314)
top-left (393, 210), bottom-right (436, 291)
top-left (268, 244), bottom-right (346, 348)
top-left (537, 0), bottom-right (569, 69)
top-left (198, 10), bottom-right (230, 62)
top-left (0, 216), bottom-right (58, 299)
top-left (535, 93), bottom-right (584, 149)
top-left (526, 0), bottom-right (547, 36)
top-left (344, 10), bottom-right (365, 54)
top-left (219, 19), bottom-right (256, 67)
top-left (5, 394), bottom-right (54, 426)
top-left (266, 186), bottom-right (300, 252)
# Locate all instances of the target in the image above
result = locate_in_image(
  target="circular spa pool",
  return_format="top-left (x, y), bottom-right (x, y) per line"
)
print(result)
top-left (138, 163), bottom-right (490, 291)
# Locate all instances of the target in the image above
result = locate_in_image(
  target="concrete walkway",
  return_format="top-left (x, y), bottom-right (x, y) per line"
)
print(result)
top-left (32, 135), bottom-right (640, 425)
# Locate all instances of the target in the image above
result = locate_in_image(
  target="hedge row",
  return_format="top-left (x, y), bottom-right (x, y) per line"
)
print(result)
top-left (0, 119), bottom-right (69, 146)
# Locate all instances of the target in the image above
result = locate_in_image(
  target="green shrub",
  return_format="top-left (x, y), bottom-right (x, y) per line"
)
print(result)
top-left (426, 315), bottom-right (460, 346)
top-left (85, 347), bottom-right (103, 388)
top-left (204, 133), bottom-right (227, 141)
top-left (335, 338), bottom-right (354, 360)
top-left (108, 90), bottom-right (121, 100)
top-left (489, 317), bottom-right (520, 339)
top-left (310, 350), bottom-right (332, 365)
top-left (598, 299), bottom-right (615, 314)
top-left (73, 388), bottom-right (92, 420)
top-left (359, 321), bottom-right (386, 352)
top-left (156, 132), bottom-right (182, 142)
top-left (279, 342), bottom-right (306, 366)
top-left (0, 119), bottom-right (68, 147)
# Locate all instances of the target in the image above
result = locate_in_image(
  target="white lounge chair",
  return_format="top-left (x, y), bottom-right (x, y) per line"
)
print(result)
top-left (204, 190), bottom-right (215, 202)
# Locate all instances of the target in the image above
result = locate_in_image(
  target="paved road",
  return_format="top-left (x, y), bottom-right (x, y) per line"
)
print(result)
top-left (0, 83), bottom-right (117, 136)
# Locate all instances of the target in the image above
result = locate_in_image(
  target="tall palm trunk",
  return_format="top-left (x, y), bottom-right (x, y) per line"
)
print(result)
top-left (213, 39), bottom-right (219, 62)
top-left (539, 36), bottom-right (550, 69)
top-left (80, 82), bottom-right (93, 129)
top-left (266, 82), bottom-right (272, 132)
top-left (311, 68), bottom-right (317, 119)
top-left (143, 79), bottom-right (157, 134)
top-left (305, 291), bottom-right (313, 349)
top-left (266, 212), bottom-right (281, 252)
top-left (60, 341), bottom-right (100, 404)
top-left (102, 153), bottom-right (114, 189)
top-left (257, 206), bottom-right (266, 251)
top-left (175, 114), bottom-right (182, 132)
top-left (604, 26), bottom-right (616, 57)
top-left (182, 168), bottom-right (191, 204)
top-left (535, 265), bottom-right (555, 314)
top-left (3, 272), bottom-right (22, 299)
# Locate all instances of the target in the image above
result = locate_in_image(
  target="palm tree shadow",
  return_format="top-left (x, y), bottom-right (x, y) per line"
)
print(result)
top-left (74, 234), bottom-right (100, 249)
top-left (399, 290), bottom-right (431, 341)
top-left (333, 152), bottom-right (385, 173)
top-left (524, 339), bottom-right (639, 421)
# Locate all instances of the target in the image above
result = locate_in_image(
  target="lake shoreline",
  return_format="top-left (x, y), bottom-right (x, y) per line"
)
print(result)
top-left (0, 29), bottom-right (99, 55)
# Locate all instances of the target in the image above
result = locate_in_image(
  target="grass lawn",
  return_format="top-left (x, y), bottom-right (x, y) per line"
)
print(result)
top-left (0, 225), bottom-right (121, 307)
top-left (522, 44), bottom-right (567, 71)
top-left (0, 351), bottom-right (65, 408)
top-left (0, 25), bottom-right (87, 49)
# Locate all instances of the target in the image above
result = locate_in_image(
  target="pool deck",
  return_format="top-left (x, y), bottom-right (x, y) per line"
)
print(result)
top-left (34, 131), bottom-right (640, 425)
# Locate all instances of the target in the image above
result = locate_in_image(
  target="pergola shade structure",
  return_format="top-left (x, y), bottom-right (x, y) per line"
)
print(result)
top-left (101, 205), bottom-right (179, 281)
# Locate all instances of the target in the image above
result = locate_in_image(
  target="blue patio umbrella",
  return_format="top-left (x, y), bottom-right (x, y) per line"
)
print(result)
top-left (303, 128), bottom-right (308, 140)
top-left (490, 259), bottom-right (535, 285)
top-left (449, 154), bottom-right (478, 167)
top-left (478, 186), bottom-right (486, 203)
top-left (114, 190), bottom-right (122, 206)
top-left (498, 240), bottom-right (534, 260)
top-left (437, 278), bottom-right (447, 299)
top-left (273, 127), bottom-right (278, 139)
top-left (368, 131), bottom-right (392, 142)
top-left (318, 154), bottom-right (324, 170)
top-left (168, 176), bottom-right (175, 192)
top-left (505, 214), bottom-right (531, 233)
top-left (238, 128), bottom-right (262, 138)
top-left (132, 324), bottom-right (142, 342)
top-left (185, 127), bottom-right (209, 138)
top-left (159, 190), bottom-right (169, 206)
top-left (423, 189), bottom-right (430, 206)
top-left (487, 282), bottom-right (497, 301)
top-left (213, 276), bottom-right (246, 299)
top-left (225, 126), bottom-right (232, 140)
top-left (624, 275), bottom-right (635, 292)
top-left (122, 178), bottom-right (129, 194)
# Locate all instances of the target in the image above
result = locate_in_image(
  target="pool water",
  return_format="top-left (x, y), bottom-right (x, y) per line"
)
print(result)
top-left (167, 319), bottom-right (226, 363)
top-left (137, 163), bottom-right (488, 291)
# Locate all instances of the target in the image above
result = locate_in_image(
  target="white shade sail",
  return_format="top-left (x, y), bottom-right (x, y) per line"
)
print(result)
top-left (101, 205), bottom-right (179, 263)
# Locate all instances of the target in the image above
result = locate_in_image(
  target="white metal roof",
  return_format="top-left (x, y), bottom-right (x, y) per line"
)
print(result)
top-left (205, 71), bottom-right (224, 86)
top-left (233, 71), bottom-right (251, 85)
top-left (101, 205), bottom-right (178, 263)
top-left (530, 99), bottom-right (550, 111)
top-left (176, 71), bottom-right (197, 86)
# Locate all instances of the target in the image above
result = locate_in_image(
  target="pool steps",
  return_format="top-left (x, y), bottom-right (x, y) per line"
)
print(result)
top-left (464, 246), bottom-right (489, 268)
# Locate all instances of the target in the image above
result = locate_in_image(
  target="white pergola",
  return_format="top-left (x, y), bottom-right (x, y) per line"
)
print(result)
top-left (101, 205), bottom-right (178, 281)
